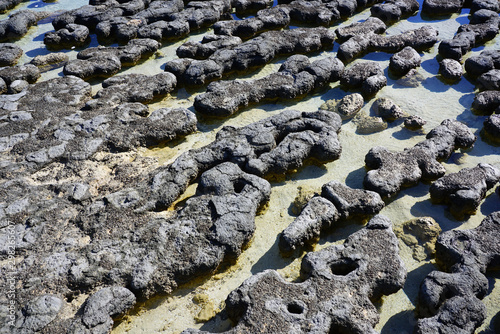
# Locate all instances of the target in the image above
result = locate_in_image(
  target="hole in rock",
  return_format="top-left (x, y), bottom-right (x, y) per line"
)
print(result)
top-left (287, 301), bottom-right (305, 314)
top-left (330, 258), bottom-right (359, 276)
top-left (233, 179), bottom-right (247, 193)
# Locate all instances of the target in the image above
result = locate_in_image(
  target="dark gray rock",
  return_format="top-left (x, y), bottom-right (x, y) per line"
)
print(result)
top-left (279, 181), bottom-right (384, 253)
top-left (338, 25), bottom-right (438, 63)
top-left (340, 61), bottom-right (386, 96)
top-left (232, 0), bottom-right (273, 14)
top-left (69, 287), bottom-right (136, 334)
top-left (0, 42), bottom-right (22, 66)
top-left (183, 215), bottom-right (406, 334)
top-left (470, 0), bottom-right (500, 13)
top-left (470, 8), bottom-right (500, 24)
top-left (13, 295), bottom-right (63, 332)
top-left (0, 76), bottom-right (6, 94)
top-left (95, 17), bottom-right (147, 44)
top-left (404, 115), bottom-right (427, 130)
top-left (439, 58), bottom-right (463, 81)
top-left (44, 24), bottom-right (90, 50)
top-left (364, 119), bottom-right (476, 197)
top-left (417, 211), bottom-right (500, 333)
top-left (483, 114), bottom-right (500, 144)
top-left (464, 50), bottom-right (500, 78)
top-left (371, 0), bottom-right (419, 23)
top-left (477, 69), bottom-right (500, 90)
top-left (375, 97), bottom-right (406, 122)
top-left (389, 46), bottom-right (421, 75)
top-left (335, 16), bottom-right (387, 42)
top-left (430, 163), bottom-right (500, 220)
top-left (0, 64), bottom-right (40, 85)
top-left (7, 79), bottom-right (28, 94)
top-left (166, 27), bottom-right (336, 86)
top-left (472, 90), bottom-right (500, 114)
top-left (0, 0), bottom-right (23, 14)
top-left (63, 38), bottom-right (160, 80)
top-left (422, 0), bottom-right (465, 15)
top-left (194, 56), bottom-right (344, 117)
top-left (0, 9), bottom-right (49, 42)
top-left (176, 35), bottom-right (242, 59)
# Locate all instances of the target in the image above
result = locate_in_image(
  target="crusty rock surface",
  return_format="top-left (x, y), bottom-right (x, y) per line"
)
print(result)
top-left (176, 34), bottom-right (242, 59)
top-left (404, 115), bottom-right (427, 130)
top-left (44, 23), bottom-right (90, 50)
top-left (0, 9), bottom-right (49, 42)
top-left (465, 49), bottom-right (500, 78)
top-left (0, 42), bottom-right (22, 66)
top-left (279, 181), bottom-right (384, 253)
top-left (394, 217), bottom-right (442, 261)
top-left (0, 0), bottom-right (23, 14)
top-left (364, 119), bottom-right (476, 197)
top-left (194, 56), bottom-right (344, 117)
top-left (371, 0), bottom-right (419, 23)
top-left (417, 211), bottom-right (500, 333)
top-left (422, 0), bottom-right (465, 15)
top-left (483, 114), bottom-right (500, 144)
top-left (63, 38), bottom-right (160, 80)
top-left (29, 53), bottom-right (69, 71)
top-left (430, 163), bottom-right (500, 220)
top-left (374, 97), bottom-right (407, 122)
top-left (472, 90), bottom-right (500, 114)
top-left (321, 93), bottom-right (364, 120)
top-left (165, 27), bottom-right (336, 86)
top-left (389, 46), bottom-right (421, 76)
top-left (338, 25), bottom-right (438, 63)
top-left (183, 215), bottom-right (406, 334)
top-left (335, 16), bottom-right (387, 42)
top-left (340, 61), bottom-right (387, 96)
top-left (439, 58), bottom-right (463, 81)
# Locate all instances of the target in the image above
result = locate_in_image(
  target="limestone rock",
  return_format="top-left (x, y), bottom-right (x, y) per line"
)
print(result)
top-left (404, 115), bottom-right (427, 130)
top-left (0, 42), bottom-right (22, 66)
top-left (389, 46), bottom-right (421, 76)
top-left (375, 97), bottom-right (406, 122)
top-left (44, 24), bottom-right (90, 50)
top-left (394, 217), bottom-right (441, 261)
top-left (439, 58), bottom-right (463, 81)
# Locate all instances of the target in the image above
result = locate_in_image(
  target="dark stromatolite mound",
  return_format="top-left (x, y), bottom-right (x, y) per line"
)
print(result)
top-left (439, 58), bottom-right (463, 81)
top-left (477, 69), bottom-right (500, 90)
top-left (0, 42), bottom-right (22, 66)
top-left (44, 24), bottom-right (90, 50)
top-left (335, 16), bottom-right (387, 42)
top-left (340, 61), bottom-right (387, 96)
top-left (364, 119), bottom-right (476, 198)
top-left (68, 287), bottom-right (136, 334)
top-left (422, 0), bottom-right (465, 15)
top-left (193, 56), bottom-right (344, 117)
top-left (150, 109), bottom-right (342, 209)
top-left (417, 211), bottom-right (500, 333)
top-left (29, 53), bottom-right (69, 72)
top-left (279, 181), bottom-right (384, 253)
top-left (389, 46), bottom-right (421, 76)
top-left (404, 115), bottom-right (427, 130)
top-left (232, 0), bottom-right (273, 14)
top-left (0, 64), bottom-right (40, 94)
top-left (438, 14), bottom-right (500, 60)
top-left (63, 38), bottom-right (160, 80)
top-left (374, 97), bottom-right (407, 122)
top-left (0, 0), bottom-right (23, 14)
top-left (370, 0), bottom-right (419, 24)
top-left (472, 90), bottom-right (500, 114)
top-left (429, 163), bottom-right (500, 220)
top-left (183, 215), bottom-right (406, 334)
top-left (85, 72), bottom-right (177, 110)
top-left (176, 34), bottom-right (242, 59)
top-left (483, 114), bottom-right (500, 143)
top-left (0, 9), bottom-right (49, 42)
top-left (338, 25), bottom-right (439, 63)
top-left (165, 27), bottom-right (336, 86)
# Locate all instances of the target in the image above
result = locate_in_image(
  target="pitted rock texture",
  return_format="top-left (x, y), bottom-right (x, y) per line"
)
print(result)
top-left (194, 56), bottom-right (344, 117)
top-left (430, 163), bottom-right (500, 220)
top-left (29, 53), bottom-right (69, 71)
top-left (63, 38), bottom-right (160, 80)
top-left (417, 211), bottom-right (500, 333)
top-left (404, 115), bottom-right (427, 130)
top-left (374, 97), bottom-right (407, 122)
top-left (371, 0), bottom-right (419, 23)
top-left (465, 49), bottom-right (500, 78)
top-left (394, 217), bottom-right (442, 261)
top-left (165, 27), bottom-right (336, 86)
top-left (182, 215), bottom-right (406, 334)
top-left (389, 46), bottom-right (421, 76)
top-left (335, 16), bottom-right (387, 42)
top-left (364, 119), bottom-right (476, 197)
top-left (472, 90), bottom-right (500, 114)
top-left (279, 181), bottom-right (384, 253)
top-left (0, 9), bottom-right (49, 42)
top-left (0, 42), bottom-right (22, 66)
top-left (176, 34), bottom-right (242, 59)
top-left (422, 0), bottom-right (465, 15)
top-left (338, 25), bottom-right (439, 63)
top-left (44, 24), bottom-right (91, 50)
top-left (340, 61), bottom-right (387, 96)
top-left (439, 58), bottom-right (463, 81)
top-left (483, 114), bottom-right (500, 144)
top-left (320, 92), bottom-right (364, 120)
top-left (150, 109), bottom-right (342, 209)
top-left (232, 0), bottom-right (273, 14)
top-left (438, 13), bottom-right (500, 60)
top-left (85, 72), bottom-right (177, 110)
top-left (0, 64), bottom-right (40, 85)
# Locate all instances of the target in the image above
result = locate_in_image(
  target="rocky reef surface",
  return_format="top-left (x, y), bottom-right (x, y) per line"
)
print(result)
top-left (1, 0), bottom-right (500, 333)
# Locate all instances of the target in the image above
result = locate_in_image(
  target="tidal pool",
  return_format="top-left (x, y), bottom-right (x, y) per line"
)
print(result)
top-left (3, 0), bottom-right (500, 333)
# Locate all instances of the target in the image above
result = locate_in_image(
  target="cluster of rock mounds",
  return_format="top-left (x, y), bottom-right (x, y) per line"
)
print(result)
top-left (364, 119), bottom-right (477, 198)
top-left (0, 42), bottom-right (22, 66)
top-left (0, 9), bottom-right (49, 42)
top-left (0, 63), bottom-right (40, 94)
top-left (183, 215), bottom-right (407, 334)
top-left (193, 54), bottom-right (345, 117)
top-left (417, 211), bottom-right (500, 333)
top-left (279, 180), bottom-right (385, 253)
top-left (164, 27), bottom-right (336, 86)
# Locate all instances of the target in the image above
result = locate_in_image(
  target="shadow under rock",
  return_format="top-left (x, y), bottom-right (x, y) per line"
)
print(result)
top-left (391, 126), bottom-right (424, 141)
top-left (402, 262), bottom-right (437, 306)
top-left (480, 190), bottom-right (500, 218)
top-left (344, 166), bottom-right (366, 189)
top-left (380, 310), bottom-right (416, 334)
top-left (479, 311), bottom-right (500, 334)
top-left (250, 234), bottom-right (296, 275)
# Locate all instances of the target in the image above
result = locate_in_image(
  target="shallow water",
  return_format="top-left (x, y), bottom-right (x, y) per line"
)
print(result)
top-left (3, 0), bottom-right (500, 333)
